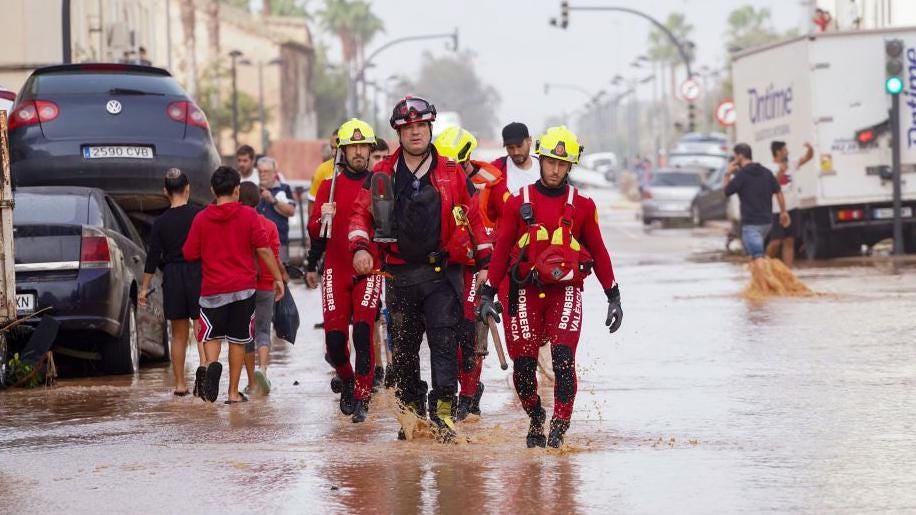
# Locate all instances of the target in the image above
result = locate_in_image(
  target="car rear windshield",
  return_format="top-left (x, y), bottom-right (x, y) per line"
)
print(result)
top-left (651, 172), bottom-right (701, 187)
top-left (27, 72), bottom-right (185, 97)
top-left (13, 192), bottom-right (102, 226)
top-left (668, 154), bottom-right (728, 171)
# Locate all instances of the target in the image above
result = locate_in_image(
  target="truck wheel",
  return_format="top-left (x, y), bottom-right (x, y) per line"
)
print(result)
top-left (801, 216), bottom-right (829, 261)
top-left (103, 303), bottom-right (139, 375)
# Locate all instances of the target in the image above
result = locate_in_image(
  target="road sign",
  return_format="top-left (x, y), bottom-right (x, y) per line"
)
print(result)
top-left (715, 99), bottom-right (736, 127)
top-left (679, 78), bottom-right (701, 102)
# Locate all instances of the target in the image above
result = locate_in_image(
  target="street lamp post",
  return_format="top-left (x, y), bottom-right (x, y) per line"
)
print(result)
top-left (242, 58), bottom-right (284, 152)
top-left (550, 4), bottom-right (696, 131)
top-left (229, 50), bottom-right (243, 151)
top-left (350, 28), bottom-right (459, 117)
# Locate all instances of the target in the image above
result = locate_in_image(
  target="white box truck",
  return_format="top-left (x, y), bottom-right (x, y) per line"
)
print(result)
top-left (732, 27), bottom-right (916, 258)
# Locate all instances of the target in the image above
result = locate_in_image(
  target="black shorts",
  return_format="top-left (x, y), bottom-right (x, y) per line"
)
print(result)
top-left (771, 209), bottom-right (799, 240)
top-left (163, 262), bottom-right (202, 320)
top-left (198, 295), bottom-right (256, 345)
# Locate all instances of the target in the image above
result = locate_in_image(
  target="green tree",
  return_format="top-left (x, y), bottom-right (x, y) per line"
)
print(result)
top-left (197, 63), bottom-right (261, 145)
top-left (725, 5), bottom-right (799, 52)
top-left (318, 0), bottom-right (384, 66)
top-left (647, 12), bottom-right (695, 64)
top-left (312, 44), bottom-right (349, 136)
top-left (396, 51), bottom-right (501, 139)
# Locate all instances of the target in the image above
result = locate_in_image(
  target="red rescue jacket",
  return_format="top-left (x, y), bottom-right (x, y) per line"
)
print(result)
top-left (348, 147), bottom-right (491, 268)
top-left (487, 181), bottom-right (617, 290)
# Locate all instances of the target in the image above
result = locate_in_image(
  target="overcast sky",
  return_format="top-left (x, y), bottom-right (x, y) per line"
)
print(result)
top-left (312, 0), bottom-right (806, 135)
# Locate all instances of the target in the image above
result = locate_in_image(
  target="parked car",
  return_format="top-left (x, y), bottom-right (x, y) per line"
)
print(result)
top-left (580, 151), bottom-right (618, 182)
top-left (690, 162), bottom-right (729, 225)
top-left (13, 186), bottom-right (167, 374)
top-left (7, 63), bottom-right (220, 214)
top-left (0, 85), bottom-right (15, 116)
top-left (641, 168), bottom-right (703, 225)
top-left (674, 132), bottom-right (730, 156)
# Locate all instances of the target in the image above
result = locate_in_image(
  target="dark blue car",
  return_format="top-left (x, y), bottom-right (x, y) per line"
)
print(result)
top-left (7, 63), bottom-right (219, 213)
top-left (13, 187), bottom-right (167, 374)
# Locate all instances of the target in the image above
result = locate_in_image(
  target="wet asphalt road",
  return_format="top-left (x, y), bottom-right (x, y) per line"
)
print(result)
top-left (2, 189), bottom-right (915, 513)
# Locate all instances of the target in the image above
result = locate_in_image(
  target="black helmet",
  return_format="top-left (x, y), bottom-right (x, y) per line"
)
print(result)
top-left (389, 96), bottom-right (437, 129)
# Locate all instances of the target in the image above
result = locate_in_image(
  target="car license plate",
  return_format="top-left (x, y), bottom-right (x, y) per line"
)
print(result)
top-left (16, 293), bottom-right (35, 315)
top-left (83, 146), bottom-right (154, 159)
top-left (873, 207), bottom-right (913, 219)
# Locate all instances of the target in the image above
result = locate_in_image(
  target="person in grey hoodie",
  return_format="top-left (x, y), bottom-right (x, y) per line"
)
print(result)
top-left (724, 143), bottom-right (789, 268)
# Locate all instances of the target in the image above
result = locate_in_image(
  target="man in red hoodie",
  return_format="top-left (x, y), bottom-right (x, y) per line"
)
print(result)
top-left (183, 166), bottom-right (285, 404)
top-left (477, 126), bottom-right (623, 448)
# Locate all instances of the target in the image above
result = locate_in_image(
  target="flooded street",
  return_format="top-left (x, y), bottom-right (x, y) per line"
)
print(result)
top-left (2, 190), bottom-right (916, 513)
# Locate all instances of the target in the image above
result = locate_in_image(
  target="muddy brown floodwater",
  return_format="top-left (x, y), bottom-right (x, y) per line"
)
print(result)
top-left (2, 190), bottom-right (916, 513)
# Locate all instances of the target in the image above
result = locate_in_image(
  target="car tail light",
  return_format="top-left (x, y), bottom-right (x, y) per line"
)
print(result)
top-left (167, 101), bottom-right (210, 130)
top-left (80, 227), bottom-right (112, 268)
top-left (836, 208), bottom-right (865, 222)
top-left (641, 189), bottom-right (653, 199)
top-left (8, 100), bottom-right (59, 130)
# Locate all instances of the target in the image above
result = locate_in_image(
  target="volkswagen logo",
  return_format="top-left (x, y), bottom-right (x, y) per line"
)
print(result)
top-left (106, 100), bottom-right (122, 115)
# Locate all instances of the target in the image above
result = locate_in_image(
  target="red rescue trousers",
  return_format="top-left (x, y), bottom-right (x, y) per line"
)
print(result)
top-left (321, 265), bottom-right (382, 401)
top-left (503, 282), bottom-right (583, 421)
top-left (457, 268), bottom-right (482, 398)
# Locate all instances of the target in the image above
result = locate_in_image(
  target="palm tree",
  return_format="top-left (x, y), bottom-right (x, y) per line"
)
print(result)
top-left (317, 0), bottom-right (384, 114)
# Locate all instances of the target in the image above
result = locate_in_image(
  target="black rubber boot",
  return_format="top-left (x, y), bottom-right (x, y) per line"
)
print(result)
top-left (330, 374), bottom-right (342, 394)
top-left (526, 403), bottom-right (547, 448)
top-left (372, 366), bottom-right (385, 392)
top-left (416, 380), bottom-right (428, 419)
top-left (351, 398), bottom-right (369, 423)
top-left (470, 382), bottom-right (484, 416)
top-left (547, 417), bottom-right (570, 449)
top-left (384, 364), bottom-right (395, 389)
top-left (339, 379), bottom-right (355, 416)
top-left (455, 395), bottom-right (474, 422)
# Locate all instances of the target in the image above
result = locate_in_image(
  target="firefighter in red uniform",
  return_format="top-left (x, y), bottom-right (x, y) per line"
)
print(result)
top-left (433, 126), bottom-right (509, 421)
top-left (477, 126), bottom-right (623, 448)
top-left (306, 118), bottom-right (381, 423)
top-left (349, 97), bottom-right (491, 441)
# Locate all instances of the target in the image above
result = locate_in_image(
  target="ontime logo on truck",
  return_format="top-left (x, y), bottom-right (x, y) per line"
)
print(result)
top-left (747, 83), bottom-right (793, 141)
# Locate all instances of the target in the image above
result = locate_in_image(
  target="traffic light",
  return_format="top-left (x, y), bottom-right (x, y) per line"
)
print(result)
top-left (687, 103), bottom-right (696, 132)
top-left (550, 1), bottom-right (569, 29)
top-left (885, 39), bottom-right (904, 95)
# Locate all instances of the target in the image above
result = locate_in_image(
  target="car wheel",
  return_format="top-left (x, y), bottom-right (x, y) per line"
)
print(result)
top-left (103, 303), bottom-right (139, 374)
top-left (691, 204), bottom-right (703, 227)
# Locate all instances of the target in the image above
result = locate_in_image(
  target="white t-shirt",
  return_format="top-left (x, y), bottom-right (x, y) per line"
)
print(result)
top-left (240, 168), bottom-right (260, 186)
top-left (771, 161), bottom-right (799, 212)
top-left (505, 155), bottom-right (541, 194)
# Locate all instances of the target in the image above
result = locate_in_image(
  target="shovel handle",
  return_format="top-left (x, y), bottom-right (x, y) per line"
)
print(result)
top-left (487, 317), bottom-right (509, 370)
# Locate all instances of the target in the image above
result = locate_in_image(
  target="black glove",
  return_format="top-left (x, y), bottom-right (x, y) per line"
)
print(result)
top-left (475, 284), bottom-right (502, 324)
top-left (605, 285), bottom-right (623, 334)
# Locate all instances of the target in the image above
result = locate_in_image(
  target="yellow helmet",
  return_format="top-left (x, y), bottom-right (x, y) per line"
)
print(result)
top-left (434, 126), bottom-right (478, 163)
top-left (535, 125), bottom-right (583, 164)
top-left (337, 118), bottom-right (377, 147)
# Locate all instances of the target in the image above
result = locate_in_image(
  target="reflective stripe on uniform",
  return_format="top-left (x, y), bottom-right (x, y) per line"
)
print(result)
top-left (349, 229), bottom-right (369, 240)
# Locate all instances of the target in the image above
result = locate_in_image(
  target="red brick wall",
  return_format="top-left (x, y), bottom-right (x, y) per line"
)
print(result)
top-left (268, 139), bottom-right (326, 181)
